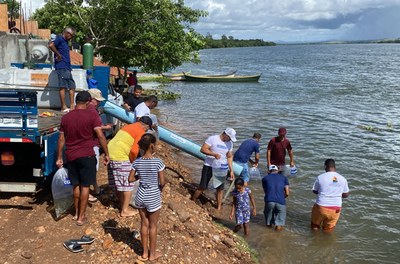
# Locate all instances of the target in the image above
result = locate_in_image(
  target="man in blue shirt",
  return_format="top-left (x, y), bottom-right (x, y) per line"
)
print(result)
top-left (233, 133), bottom-right (261, 185)
top-left (262, 165), bottom-right (290, 231)
top-left (49, 27), bottom-right (76, 112)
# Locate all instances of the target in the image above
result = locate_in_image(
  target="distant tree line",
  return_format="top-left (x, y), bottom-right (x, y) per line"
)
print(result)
top-left (376, 38), bottom-right (400, 43)
top-left (204, 33), bottom-right (276, 48)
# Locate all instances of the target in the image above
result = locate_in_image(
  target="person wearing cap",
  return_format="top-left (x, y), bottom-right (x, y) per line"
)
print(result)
top-left (262, 164), bottom-right (290, 231)
top-left (311, 159), bottom-right (349, 233)
top-left (107, 117), bottom-right (153, 217)
top-left (191, 127), bottom-right (237, 210)
top-left (266, 127), bottom-right (295, 170)
top-left (87, 89), bottom-right (112, 202)
top-left (233, 133), bottom-right (262, 186)
top-left (49, 27), bottom-right (76, 112)
top-left (56, 91), bottom-right (110, 226)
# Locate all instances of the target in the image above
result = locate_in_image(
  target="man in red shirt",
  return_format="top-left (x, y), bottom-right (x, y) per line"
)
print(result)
top-left (266, 128), bottom-right (295, 169)
top-left (126, 71), bottom-right (138, 88)
top-left (56, 91), bottom-right (110, 226)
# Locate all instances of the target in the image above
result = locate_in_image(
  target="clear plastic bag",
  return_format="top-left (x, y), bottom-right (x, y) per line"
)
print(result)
top-left (51, 167), bottom-right (73, 218)
top-left (249, 167), bottom-right (261, 179)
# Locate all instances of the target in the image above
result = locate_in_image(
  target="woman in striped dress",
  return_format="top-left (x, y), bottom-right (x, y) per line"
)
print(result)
top-left (129, 134), bottom-right (165, 262)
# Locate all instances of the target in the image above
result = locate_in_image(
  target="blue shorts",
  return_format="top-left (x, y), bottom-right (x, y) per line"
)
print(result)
top-left (56, 68), bottom-right (76, 89)
top-left (237, 162), bottom-right (249, 182)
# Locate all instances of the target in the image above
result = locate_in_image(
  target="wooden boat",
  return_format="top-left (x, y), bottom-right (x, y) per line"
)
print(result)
top-left (162, 70), bottom-right (236, 81)
top-left (183, 73), bottom-right (261, 82)
top-left (161, 72), bottom-right (186, 81)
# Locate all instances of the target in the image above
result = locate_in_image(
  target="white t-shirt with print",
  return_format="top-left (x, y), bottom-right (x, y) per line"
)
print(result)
top-left (203, 135), bottom-right (233, 167)
top-left (313, 171), bottom-right (349, 207)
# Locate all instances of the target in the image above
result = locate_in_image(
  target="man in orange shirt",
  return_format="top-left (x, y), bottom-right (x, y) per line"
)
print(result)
top-left (107, 116), bottom-right (152, 217)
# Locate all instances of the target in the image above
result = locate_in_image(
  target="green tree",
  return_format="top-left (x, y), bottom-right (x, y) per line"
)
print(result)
top-left (33, 0), bottom-right (207, 74)
top-left (0, 0), bottom-right (20, 19)
top-left (31, 0), bottom-right (86, 42)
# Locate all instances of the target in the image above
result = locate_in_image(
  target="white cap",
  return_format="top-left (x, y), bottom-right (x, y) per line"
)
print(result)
top-left (88, 88), bottom-right (105, 101)
top-left (224, 127), bottom-right (237, 142)
top-left (269, 165), bottom-right (278, 171)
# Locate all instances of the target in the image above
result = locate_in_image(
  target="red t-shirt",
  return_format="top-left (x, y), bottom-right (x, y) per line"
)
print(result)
top-left (87, 103), bottom-right (103, 147)
top-left (60, 109), bottom-right (102, 162)
top-left (127, 75), bottom-right (137, 87)
top-left (267, 137), bottom-right (292, 166)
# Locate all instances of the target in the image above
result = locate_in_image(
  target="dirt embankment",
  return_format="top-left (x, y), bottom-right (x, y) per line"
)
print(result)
top-left (0, 141), bottom-right (256, 264)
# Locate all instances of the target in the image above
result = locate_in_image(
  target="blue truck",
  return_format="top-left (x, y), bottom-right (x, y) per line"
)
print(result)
top-left (0, 64), bottom-right (122, 193)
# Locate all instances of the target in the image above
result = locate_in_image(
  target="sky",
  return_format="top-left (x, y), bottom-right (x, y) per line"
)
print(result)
top-left (185, 0), bottom-right (400, 43)
top-left (22, 0), bottom-right (400, 43)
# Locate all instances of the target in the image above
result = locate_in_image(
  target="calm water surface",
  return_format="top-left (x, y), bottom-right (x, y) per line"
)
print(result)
top-left (158, 44), bottom-right (400, 264)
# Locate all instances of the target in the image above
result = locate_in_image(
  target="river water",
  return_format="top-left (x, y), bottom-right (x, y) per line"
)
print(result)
top-left (158, 44), bottom-right (400, 264)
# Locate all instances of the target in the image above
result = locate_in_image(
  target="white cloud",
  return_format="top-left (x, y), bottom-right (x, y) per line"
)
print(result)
top-left (185, 0), bottom-right (400, 42)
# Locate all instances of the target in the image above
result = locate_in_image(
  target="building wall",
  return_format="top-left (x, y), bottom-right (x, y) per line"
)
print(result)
top-left (0, 4), bottom-right (8, 32)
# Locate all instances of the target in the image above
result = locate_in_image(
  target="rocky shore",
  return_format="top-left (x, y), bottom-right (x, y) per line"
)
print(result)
top-left (0, 140), bottom-right (257, 264)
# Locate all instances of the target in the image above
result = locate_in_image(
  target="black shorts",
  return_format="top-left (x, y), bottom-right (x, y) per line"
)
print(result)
top-left (198, 165), bottom-right (224, 190)
top-left (66, 156), bottom-right (97, 187)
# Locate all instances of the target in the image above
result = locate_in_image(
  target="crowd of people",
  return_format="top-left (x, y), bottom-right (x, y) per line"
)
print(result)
top-left (53, 26), bottom-right (350, 261)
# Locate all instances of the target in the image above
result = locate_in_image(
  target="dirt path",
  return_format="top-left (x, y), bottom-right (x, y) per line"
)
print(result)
top-left (0, 142), bottom-right (256, 264)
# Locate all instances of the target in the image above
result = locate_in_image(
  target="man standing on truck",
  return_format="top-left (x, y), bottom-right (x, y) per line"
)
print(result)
top-left (49, 27), bottom-right (76, 112)
top-left (56, 91), bottom-right (110, 226)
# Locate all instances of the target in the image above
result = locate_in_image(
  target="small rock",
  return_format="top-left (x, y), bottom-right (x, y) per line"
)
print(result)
top-left (212, 235), bottom-right (220, 242)
top-left (222, 236), bottom-right (236, 248)
top-left (21, 251), bottom-right (32, 259)
top-left (102, 237), bottom-right (114, 250)
top-left (85, 228), bottom-right (93, 235)
top-left (35, 226), bottom-right (45, 233)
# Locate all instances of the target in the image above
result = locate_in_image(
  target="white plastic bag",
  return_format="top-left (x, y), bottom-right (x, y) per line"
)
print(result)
top-left (52, 167), bottom-right (73, 218)
top-left (129, 180), bottom-right (140, 208)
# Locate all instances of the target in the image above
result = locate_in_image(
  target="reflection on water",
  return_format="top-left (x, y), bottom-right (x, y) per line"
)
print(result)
top-left (160, 44), bottom-right (400, 263)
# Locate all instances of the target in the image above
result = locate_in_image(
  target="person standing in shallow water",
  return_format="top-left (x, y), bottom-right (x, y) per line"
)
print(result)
top-left (311, 159), bottom-right (349, 233)
top-left (262, 165), bottom-right (289, 231)
top-left (266, 127), bottom-right (295, 170)
top-left (230, 178), bottom-right (256, 236)
top-left (191, 128), bottom-right (237, 210)
top-left (233, 132), bottom-right (261, 186)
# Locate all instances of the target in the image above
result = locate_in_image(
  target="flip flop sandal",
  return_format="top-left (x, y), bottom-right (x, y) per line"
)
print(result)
top-left (67, 235), bottom-right (95, 245)
top-left (63, 241), bottom-right (84, 253)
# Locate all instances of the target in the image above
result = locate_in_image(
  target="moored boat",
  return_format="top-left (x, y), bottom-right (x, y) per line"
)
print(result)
top-left (162, 70), bottom-right (237, 81)
top-left (183, 73), bottom-right (261, 82)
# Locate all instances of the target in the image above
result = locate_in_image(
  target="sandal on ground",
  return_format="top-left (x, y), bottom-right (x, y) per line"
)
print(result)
top-left (66, 235), bottom-right (95, 245)
top-left (88, 194), bottom-right (98, 203)
top-left (63, 241), bottom-right (84, 253)
top-left (62, 108), bottom-right (70, 113)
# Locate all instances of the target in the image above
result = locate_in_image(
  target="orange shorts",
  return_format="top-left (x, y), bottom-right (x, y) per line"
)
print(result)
top-left (311, 204), bottom-right (341, 231)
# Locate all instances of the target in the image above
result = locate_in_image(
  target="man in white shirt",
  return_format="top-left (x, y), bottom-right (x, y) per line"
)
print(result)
top-left (191, 128), bottom-right (237, 210)
top-left (311, 159), bottom-right (349, 233)
top-left (134, 95), bottom-right (158, 130)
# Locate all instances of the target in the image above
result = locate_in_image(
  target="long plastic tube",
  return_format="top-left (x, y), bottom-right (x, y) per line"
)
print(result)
top-left (102, 100), bottom-right (243, 176)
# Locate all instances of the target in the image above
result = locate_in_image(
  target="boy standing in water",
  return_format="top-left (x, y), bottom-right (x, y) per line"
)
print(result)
top-left (230, 178), bottom-right (256, 236)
